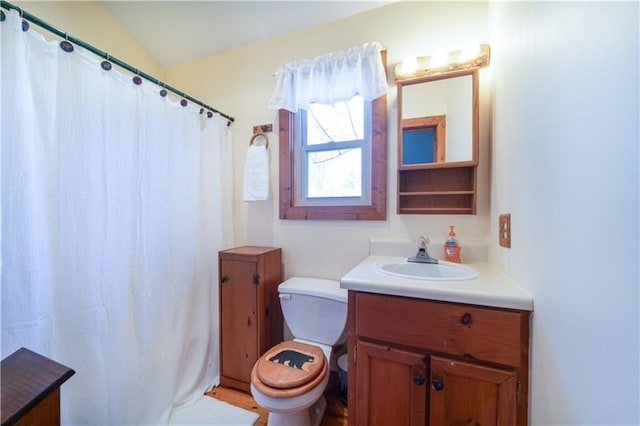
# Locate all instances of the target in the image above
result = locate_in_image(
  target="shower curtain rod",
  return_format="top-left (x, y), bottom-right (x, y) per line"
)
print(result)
top-left (0, 0), bottom-right (235, 126)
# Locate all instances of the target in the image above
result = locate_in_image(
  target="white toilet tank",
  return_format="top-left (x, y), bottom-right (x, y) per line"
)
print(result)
top-left (278, 277), bottom-right (348, 346)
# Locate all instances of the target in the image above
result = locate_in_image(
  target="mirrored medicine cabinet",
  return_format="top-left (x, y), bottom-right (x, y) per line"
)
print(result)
top-left (395, 44), bottom-right (489, 215)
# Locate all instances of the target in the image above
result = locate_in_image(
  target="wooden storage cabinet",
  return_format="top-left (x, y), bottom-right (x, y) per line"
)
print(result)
top-left (1, 347), bottom-right (75, 426)
top-left (219, 246), bottom-right (283, 392)
top-left (348, 291), bottom-right (530, 425)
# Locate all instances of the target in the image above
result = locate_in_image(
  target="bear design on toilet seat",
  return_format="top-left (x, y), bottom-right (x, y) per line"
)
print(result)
top-left (253, 341), bottom-right (326, 394)
top-left (269, 350), bottom-right (315, 370)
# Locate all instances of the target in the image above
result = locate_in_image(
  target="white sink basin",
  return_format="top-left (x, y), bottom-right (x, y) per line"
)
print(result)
top-left (373, 260), bottom-right (480, 281)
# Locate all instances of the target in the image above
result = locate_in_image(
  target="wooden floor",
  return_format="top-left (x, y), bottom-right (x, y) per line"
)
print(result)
top-left (206, 372), bottom-right (348, 426)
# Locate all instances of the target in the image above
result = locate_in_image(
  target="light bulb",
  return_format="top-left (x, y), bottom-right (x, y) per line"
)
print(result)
top-left (461, 42), bottom-right (481, 61)
top-left (431, 50), bottom-right (448, 67)
top-left (400, 56), bottom-right (417, 74)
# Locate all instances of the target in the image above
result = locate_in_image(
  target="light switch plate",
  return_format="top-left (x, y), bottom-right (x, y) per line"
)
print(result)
top-left (499, 214), bottom-right (511, 248)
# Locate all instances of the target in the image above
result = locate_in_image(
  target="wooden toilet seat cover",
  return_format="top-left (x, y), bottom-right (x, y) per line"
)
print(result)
top-left (252, 341), bottom-right (327, 398)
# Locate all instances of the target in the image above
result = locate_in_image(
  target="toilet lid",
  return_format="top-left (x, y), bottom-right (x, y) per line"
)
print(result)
top-left (255, 341), bottom-right (325, 389)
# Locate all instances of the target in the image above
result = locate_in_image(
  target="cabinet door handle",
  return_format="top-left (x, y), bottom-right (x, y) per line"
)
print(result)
top-left (461, 312), bottom-right (473, 325)
top-left (413, 372), bottom-right (426, 385)
top-left (220, 276), bottom-right (228, 284)
top-left (431, 378), bottom-right (444, 391)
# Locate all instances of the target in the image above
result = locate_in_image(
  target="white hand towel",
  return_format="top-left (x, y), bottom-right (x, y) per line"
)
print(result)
top-left (243, 144), bottom-right (270, 201)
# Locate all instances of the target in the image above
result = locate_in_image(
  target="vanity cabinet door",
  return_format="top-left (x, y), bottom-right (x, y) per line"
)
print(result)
top-left (355, 341), bottom-right (426, 426)
top-left (430, 356), bottom-right (517, 426)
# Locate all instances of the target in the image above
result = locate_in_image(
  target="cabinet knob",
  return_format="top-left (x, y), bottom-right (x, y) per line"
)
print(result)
top-left (220, 276), bottom-right (228, 284)
top-left (431, 378), bottom-right (444, 391)
top-left (412, 372), bottom-right (425, 385)
top-left (461, 312), bottom-right (473, 325)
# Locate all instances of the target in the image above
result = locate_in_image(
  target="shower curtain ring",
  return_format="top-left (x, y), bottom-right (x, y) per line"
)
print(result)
top-left (60, 33), bottom-right (74, 52)
top-left (19, 8), bottom-right (29, 31)
top-left (101, 53), bottom-right (112, 71)
top-left (132, 69), bottom-right (143, 86)
top-left (159, 82), bottom-right (168, 98)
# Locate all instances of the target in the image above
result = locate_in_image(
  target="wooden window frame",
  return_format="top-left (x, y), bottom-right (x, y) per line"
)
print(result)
top-left (278, 95), bottom-right (387, 220)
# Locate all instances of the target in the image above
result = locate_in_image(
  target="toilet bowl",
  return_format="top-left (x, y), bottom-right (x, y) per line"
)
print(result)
top-left (250, 277), bottom-right (347, 426)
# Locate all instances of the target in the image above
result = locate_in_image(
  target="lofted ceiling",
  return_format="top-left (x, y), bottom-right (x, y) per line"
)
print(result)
top-left (101, 1), bottom-right (393, 68)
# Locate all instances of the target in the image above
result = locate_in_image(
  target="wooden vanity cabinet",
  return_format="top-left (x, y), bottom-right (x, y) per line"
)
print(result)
top-left (347, 291), bottom-right (530, 425)
top-left (219, 246), bottom-right (283, 393)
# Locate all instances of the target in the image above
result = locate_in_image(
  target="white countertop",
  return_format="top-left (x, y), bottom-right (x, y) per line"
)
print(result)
top-left (340, 255), bottom-right (533, 311)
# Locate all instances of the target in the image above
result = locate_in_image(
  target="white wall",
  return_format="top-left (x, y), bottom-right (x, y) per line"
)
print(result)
top-left (167, 1), bottom-right (491, 280)
top-left (489, 2), bottom-right (639, 424)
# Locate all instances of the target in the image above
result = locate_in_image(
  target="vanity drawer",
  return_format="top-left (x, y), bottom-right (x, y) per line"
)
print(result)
top-left (355, 292), bottom-right (527, 367)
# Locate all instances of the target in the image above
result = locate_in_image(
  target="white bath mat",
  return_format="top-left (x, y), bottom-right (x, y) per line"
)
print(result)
top-left (169, 395), bottom-right (259, 425)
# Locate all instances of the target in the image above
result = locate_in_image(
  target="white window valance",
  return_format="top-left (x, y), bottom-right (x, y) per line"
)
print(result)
top-left (267, 41), bottom-right (387, 113)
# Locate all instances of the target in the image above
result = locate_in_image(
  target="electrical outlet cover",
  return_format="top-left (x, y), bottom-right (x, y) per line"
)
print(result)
top-left (499, 214), bottom-right (511, 248)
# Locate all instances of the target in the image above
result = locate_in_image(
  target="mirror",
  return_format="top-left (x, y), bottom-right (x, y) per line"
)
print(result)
top-left (397, 69), bottom-right (478, 168)
top-left (393, 45), bottom-right (488, 215)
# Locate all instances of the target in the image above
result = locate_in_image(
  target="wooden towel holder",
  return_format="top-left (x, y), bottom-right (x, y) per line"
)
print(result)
top-left (250, 123), bottom-right (272, 149)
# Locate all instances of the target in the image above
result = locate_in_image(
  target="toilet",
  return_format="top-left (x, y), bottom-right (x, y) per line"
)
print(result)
top-left (250, 277), bottom-right (348, 426)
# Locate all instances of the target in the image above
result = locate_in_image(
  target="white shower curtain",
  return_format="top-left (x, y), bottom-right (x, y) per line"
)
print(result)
top-left (1, 10), bottom-right (233, 425)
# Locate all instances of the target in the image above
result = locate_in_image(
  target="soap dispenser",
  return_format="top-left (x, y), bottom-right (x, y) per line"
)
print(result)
top-left (444, 225), bottom-right (462, 263)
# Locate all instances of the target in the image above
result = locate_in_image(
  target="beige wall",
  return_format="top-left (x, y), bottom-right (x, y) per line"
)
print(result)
top-left (167, 1), bottom-right (491, 280)
top-left (13, 1), bottom-right (164, 78)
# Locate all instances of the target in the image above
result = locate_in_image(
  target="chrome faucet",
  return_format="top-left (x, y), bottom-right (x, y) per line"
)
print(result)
top-left (407, 236), bottom-right (439, 264)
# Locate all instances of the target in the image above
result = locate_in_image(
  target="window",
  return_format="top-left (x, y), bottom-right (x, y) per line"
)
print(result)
top-left (295, 95), bottom-right (369, 205)
top-left (270, 43), bottom-right (388, 220)
top-left (279, 93), bottom-right (386, 220)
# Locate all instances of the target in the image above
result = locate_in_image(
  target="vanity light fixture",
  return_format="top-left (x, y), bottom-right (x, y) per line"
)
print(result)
top-left (461, 42), bottom-right (481, 61)
top-left (395, 43), bottom-right (491, 82)
top-left (399, 56), bottom-right (418, 75)
top-left (430, 50), bottom-right (449, 68)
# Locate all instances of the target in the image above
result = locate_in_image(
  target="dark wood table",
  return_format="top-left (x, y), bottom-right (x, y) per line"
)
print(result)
top-left (1, 347), bottom-right (75, 425)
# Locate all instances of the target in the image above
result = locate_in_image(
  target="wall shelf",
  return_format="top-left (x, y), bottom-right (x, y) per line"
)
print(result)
top-left (399, 190), bottom-right (475, 196)
top-left (397, 166), bottom-right (477, 214)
